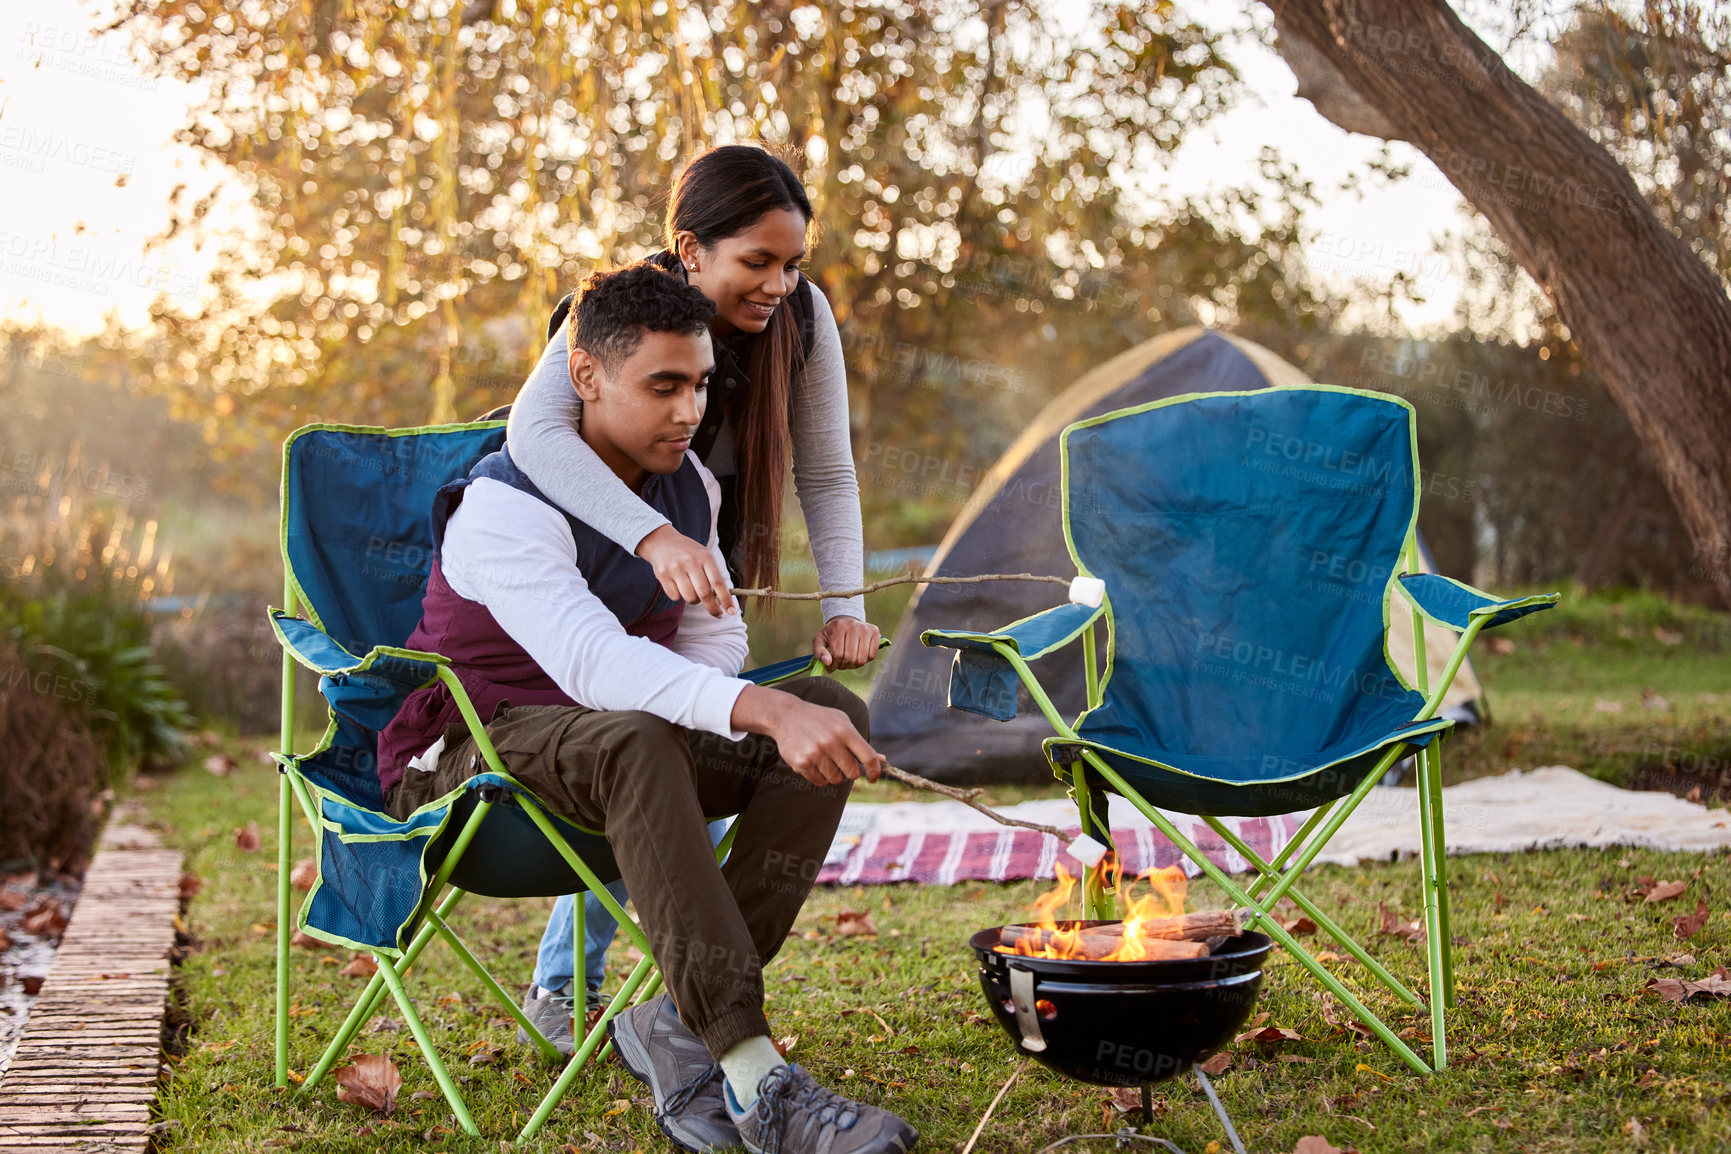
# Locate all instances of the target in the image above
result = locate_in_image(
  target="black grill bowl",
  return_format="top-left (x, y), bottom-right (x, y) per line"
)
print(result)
top-left (971, 922), bottom-right (1272, 1087)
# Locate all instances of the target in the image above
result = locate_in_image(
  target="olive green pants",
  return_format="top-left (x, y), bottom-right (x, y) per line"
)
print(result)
top-left (387, 676), bottom-right (860, 1057)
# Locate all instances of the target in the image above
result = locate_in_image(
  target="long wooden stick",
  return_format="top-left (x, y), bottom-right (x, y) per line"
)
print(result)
top-left (879, 763), bottom-right (1074, 842)
top-left (733, 572), bottom-right (1070, 601)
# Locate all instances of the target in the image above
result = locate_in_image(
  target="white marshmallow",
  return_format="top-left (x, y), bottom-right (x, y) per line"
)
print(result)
top-left (1068, 575), bottom-right (1106, 609)
top-left (1067, 834), bottom-right (1109, 868)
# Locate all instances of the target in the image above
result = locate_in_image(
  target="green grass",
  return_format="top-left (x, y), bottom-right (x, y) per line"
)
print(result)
top-left (1445, 590), bottom-right (1730, 798)
top-left (131, 590), bottom-right (1731, 1151)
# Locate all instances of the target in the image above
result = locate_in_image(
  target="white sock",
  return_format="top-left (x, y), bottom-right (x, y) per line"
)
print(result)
top-left (720, 1035), bottom-right (787, 1109)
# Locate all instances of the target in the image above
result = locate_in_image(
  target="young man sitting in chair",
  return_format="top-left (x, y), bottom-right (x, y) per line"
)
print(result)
top-left (376, 263), bottom-right (917, 1154)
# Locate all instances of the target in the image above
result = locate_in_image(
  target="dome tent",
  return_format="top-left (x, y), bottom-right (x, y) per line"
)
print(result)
top-left (868, 327), bottom-right (1484, 783)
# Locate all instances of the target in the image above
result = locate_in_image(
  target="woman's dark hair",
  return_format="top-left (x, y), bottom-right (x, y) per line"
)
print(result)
top-left (667, 144), bottom-right (814, 604)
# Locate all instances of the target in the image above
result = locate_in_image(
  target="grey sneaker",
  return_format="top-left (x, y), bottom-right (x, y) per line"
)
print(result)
top-left (609, 993), bottom-right (740, 1152)
top-left (517, 984), bottom-right (577, 1056)
top-left (726, 1063), bottom-right (917, 1154)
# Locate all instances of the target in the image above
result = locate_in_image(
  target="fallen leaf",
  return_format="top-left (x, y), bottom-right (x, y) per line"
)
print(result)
top-left (203, 753), bottom-right (236, 777)
top-left (1282, 916), bottom-right (1317, 936)
top-left (0, 926), bottom-right (10, 951)
top-left (290, 930), bottom-right (329, 950)
top-left (21, 900), bottom-right (67, 942)
top-left (178, 875), bottom-right (203, 900)
top-left (1645, 967), bottom-right (1731, 1003)
top-left (1624, 1116), bottom-right (1648, 1147)
top-left (835, 910), bottom-right (878, 937)
top-left (1484, 637), bottom-right (1515, 655)
top-left (339, 953), bottom-right (379, 978)
top-left (1673, 901), bottom-right (1711, 941)
top-left (1293, 1138), bottom-right (1348, 1154)
top-left (1666, 954), bottom-right (1698, 967)
top-left (234, 822), bottom-right (262, 852)
top-left (1320, 996), bottom-right (1375, 1038)
top-left (0, 890), bottom-right (28, 912)
top-left (465, 1040), bottom-right (504, 1067)
top-left (1653, 627), bottom-right (1684, 645)
top-left (1236, 1025), bottom-right (1302, 1045)
top-left (601, 1098), bottom-right (631, 1118)
top-left (1198, 1051), bottom-right (1233, 1075)
top-left (291, 859), bottom-right (319, 891)
top-left (1376, 901), bottom-right (1425, 943)
top-left (773, 1034), bottom-right (799, 1057)
top-left (333, 1053), bottom-right (402, 1115)
top-left (1105, 1086), bottom-right (1143, 1114)
top-left (1355, 1063), bottom-right (1395, 1083)
top-left (21, 975), bottom-right (44, 995)
top-left (1643, 880), bottom-right (1688, 903)
top-left (1641, 689), bottom-right (1671, 712)
top-left (1593, 699), bottom-right (1623, 714)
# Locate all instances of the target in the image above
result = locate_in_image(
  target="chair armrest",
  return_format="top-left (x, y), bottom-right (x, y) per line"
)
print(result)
top-left (1395, 575), bottom-right (1559, 631)
top-left (920, 601), bottom-right (1104, 722)
top-left (740, 638), bottom-right (891, 687)
top-left (921, 600), bottom-right (1105, 658)
top-left (269, 609), bottom-right (446, 683)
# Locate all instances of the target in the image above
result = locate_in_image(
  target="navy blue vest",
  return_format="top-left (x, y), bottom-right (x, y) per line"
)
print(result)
top-left (377, 446), bottom-right (711, 794)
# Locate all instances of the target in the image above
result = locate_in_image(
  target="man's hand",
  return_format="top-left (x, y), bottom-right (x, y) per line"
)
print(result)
top-left (730, 684), bottom-right (884, 786)
top-left (637, 524), bottom-right (736, 618)
top-left (813, 616), bottom-right (882, 671)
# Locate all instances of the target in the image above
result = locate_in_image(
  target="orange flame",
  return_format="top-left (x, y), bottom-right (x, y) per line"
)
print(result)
top-left (996, 859), bottom-right (1192, 961)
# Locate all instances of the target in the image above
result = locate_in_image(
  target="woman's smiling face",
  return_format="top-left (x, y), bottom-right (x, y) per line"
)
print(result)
top-left (678, 207), bottom-right (809, 337)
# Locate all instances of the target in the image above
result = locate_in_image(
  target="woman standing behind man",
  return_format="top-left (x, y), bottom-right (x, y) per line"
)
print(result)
top-left (508, 145), bottom-right (882, 1054)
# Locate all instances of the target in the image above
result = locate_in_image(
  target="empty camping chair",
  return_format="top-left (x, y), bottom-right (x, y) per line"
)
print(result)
top-left (921, 384), bottom-right (1558, 1074)
top-left (268, 421), bottom-right (847, 1137)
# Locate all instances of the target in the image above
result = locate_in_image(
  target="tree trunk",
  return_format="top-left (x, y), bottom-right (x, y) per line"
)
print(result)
top-left (1267, 0), bottom-right (1731, 607)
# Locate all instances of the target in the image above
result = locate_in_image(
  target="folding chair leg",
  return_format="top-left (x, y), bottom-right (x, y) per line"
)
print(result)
top-left (275, 774), bottom-right (293, 1087)
top-left (1201, 816), bottom-right (1423, 1009)
top-left (303, 887), bottom-right (466, 1092)
top-left (1069, 761), bottom-right (1110, 920)
top-left (1087, 755), bottom-right (1434, 1076)
top-left (1426, 742), bottom-right (1456, 1007)
top-left (375, 952), bottom-right (479, 1136)
top-left (1414, 744), bottom-right (1449, 1071)
top-left (520, 952), bottom-right (659, 1140)
top-left (426, 908), bottom-right (562, 1065)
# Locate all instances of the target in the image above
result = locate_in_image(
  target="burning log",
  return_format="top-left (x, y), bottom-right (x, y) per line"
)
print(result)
top-left (998, 910), bottom-right (1242, 961)
top-left (998, 925), bottom-right (1210, 960)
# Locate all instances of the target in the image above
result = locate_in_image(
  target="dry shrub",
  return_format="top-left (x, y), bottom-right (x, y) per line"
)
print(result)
top-left (0, 636), bottom-right (104, 871)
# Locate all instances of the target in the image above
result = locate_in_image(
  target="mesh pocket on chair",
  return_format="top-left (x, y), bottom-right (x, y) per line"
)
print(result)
top-left (305, 828), bottom-right (430, 951)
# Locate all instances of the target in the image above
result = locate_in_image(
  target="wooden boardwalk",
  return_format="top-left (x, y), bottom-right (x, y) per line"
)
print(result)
top-left (0, 824), bottom-right (182, 1153)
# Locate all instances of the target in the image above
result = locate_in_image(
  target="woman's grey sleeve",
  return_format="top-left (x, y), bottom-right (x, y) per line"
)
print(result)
top-left (792, 285), bottom-right (868, 623)
top-left (505, 321), bottom-right (671, 554)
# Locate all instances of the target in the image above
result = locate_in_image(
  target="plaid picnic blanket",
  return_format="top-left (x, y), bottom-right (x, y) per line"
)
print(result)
top-left (815, 795), bottom-right (1305, 886)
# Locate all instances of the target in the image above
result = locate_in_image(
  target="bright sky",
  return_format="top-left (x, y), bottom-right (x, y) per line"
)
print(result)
top-left (0, 0), bottom-right (1481, 340)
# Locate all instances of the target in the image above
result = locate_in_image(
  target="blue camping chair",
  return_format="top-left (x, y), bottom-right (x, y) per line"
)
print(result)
top-left (268, 421), bottom-right (853, 1138)
top-left (922, 385), bottom-right (1558, 1075)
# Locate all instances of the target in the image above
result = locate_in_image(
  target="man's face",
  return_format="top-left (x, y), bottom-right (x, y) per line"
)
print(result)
top-left (570, 328), bottom-right (713, 482)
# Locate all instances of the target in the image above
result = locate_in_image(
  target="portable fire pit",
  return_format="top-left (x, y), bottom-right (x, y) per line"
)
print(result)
top-left (971, 919), bottom-right (1271, 1153)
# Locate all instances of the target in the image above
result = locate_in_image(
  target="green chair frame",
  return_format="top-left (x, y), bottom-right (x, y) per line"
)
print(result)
top-left (927, 537), bottom-right (1556, 1077)
top-left (271, 577), bottom-right (847, 1139)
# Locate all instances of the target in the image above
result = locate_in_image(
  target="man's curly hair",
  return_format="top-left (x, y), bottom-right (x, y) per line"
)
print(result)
top-left (567, 262), bottom-right (717, 371)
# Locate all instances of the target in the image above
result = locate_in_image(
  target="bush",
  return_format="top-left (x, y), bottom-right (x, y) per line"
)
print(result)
top-left (0, 491), bottom-right (193, 867)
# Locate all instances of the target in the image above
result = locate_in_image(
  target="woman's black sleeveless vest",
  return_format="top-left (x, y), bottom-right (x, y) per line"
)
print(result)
top-left (545, 249), bottom-right (817, 580)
